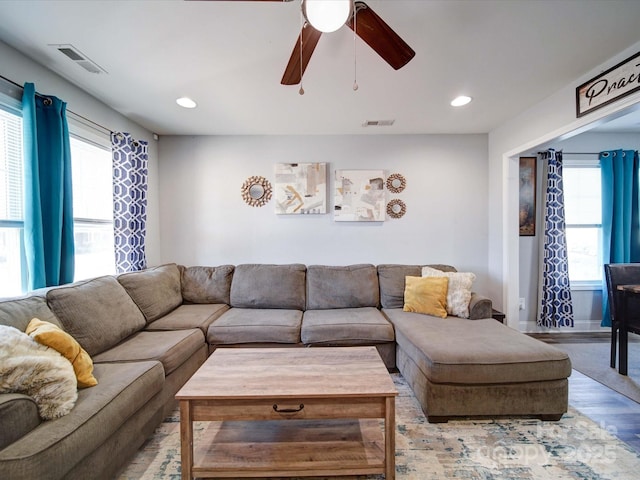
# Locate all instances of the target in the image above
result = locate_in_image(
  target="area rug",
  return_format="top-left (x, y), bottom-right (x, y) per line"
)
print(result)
top-left (117, 374), bottom-right (640, 480)
top-left (546, 338), bottom-right (640, 405)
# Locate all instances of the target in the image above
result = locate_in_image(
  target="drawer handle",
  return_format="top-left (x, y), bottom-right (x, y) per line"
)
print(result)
top-left (273, 403), bottom-right (304, 413)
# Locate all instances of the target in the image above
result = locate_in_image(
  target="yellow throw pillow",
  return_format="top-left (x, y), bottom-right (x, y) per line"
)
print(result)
top-left (403, 276), bottom-right (449, 318)
top-left (26, 318), bottom-right (98, 388)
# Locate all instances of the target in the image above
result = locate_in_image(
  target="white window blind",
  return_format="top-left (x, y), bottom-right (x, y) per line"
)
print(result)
top-left (563, 158), bottom-right (603, 288)
top-left (0, 99), bottom-right (25, 297)
top-left (0, 106), bottom-right (23, 222)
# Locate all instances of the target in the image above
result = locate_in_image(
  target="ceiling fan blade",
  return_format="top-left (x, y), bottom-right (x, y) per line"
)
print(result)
top-left (186, 1), bottom-right (293, 3)
top-left (281, 22), bottom-right (322, 85)
top-left (347, 1), bottom-right (415, 70)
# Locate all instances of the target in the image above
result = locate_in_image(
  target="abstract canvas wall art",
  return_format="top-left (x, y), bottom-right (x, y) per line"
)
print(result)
top-left (334, 169), bottom-right (385, 222)
top-left (519, 156), bottom-right (536, 236)
top-left (274, 163), bottom-right (327, 214)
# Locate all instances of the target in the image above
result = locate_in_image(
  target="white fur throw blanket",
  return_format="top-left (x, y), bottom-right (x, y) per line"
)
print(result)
top-left (0, 325), bottom-right (78, 419)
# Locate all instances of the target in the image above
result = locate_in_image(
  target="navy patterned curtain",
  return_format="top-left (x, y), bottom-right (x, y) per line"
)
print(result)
top-left (111, 132), bottom-right (148, 273)
top-left (537, 149), bottom-right (574, 328)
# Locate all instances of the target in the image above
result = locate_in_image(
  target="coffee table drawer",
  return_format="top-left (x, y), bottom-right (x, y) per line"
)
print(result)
top-left (192, 397), bottom-right (387, 421)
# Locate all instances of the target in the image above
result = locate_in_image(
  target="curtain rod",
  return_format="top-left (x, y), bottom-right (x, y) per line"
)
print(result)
top-left (537, 151), bottom-right (601, 155)
top-left (563, 152), bottom-right (601, 155)
top-left (0, 73), bottom-right (113, 136)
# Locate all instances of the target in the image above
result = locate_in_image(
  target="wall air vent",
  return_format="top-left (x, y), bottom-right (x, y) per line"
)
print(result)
top-left (362, 119), bottom-right (395, 127)
top-left (49, 44), bottom-right (107, 74)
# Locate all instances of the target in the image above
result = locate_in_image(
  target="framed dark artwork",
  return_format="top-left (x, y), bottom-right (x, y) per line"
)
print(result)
top-left (519, 157), bottom-right (536, 236)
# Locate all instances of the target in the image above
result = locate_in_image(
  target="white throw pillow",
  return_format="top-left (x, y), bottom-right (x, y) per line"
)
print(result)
top-left (0, 325), bottom-right (78, 419)
top-left (422, 266), bottom-right (476, 318)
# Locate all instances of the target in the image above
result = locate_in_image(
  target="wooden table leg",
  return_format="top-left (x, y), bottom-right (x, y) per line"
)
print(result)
top-left (385, 396), bottom-right (396, 480)
top-left (180, 400), bottom-right (193, 480)
top-left (619, 290), bottom-right (629, 376)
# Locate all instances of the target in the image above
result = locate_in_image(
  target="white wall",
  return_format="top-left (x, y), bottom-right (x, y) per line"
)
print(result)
top-left (0, 40), bottom-right (161, 266)
top-left (158, 134), bottom-right (492, 295)
top-left (518, 132), bottom-right (640, 332)
top-left (488, 40), bottom-right (640, 329)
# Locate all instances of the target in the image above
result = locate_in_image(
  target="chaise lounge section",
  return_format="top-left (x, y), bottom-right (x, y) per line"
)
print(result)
top-left (0, 262), bottom-right (571, 479)
top-left (378, 264), bottom-right (571, 422)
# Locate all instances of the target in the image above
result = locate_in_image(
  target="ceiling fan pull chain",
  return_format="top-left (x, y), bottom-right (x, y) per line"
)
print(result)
top-left (352, 0), bottom-right (358, 91)
top-left (299, 1), bottom-right (305, 95)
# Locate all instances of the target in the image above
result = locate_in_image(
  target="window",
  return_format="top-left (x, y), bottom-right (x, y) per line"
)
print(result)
top-left (563, 159), bottom-right (602, 288)
top-left (0, 102), bottom-right (25, 296)
top-left (0, 85), bottom-right (115, 296)
top-left (70, 135), bottom-right (115, 281)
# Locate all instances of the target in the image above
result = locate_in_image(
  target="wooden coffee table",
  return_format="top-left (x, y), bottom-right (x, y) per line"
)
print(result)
top-left (175, 346), bottom-right (397, 479)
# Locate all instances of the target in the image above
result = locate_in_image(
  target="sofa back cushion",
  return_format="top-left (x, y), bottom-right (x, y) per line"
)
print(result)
top-left (230, 264), bottom-right (306, 310)
top-left (46, 276), bottom-right (146, 356)
top-left (377, 264), bottom-right (457, 309)
top-left (180, 265), bottom-right (234, 304)
top-left (0, 296), bottom-right (62, 331)
top-left (118, 263), bottom-right (183, 323)
top-left (306, 264), bottom-right (379, 310)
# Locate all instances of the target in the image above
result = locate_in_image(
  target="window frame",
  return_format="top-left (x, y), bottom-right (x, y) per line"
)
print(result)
top-left (68, 122), bottom-right (116, 281)
top-left (563, 157), bottom-right (603, 291)
top-left (0, 81), bottom-right (116, 294)
top-left (0, 91), bottom-right (27, 295)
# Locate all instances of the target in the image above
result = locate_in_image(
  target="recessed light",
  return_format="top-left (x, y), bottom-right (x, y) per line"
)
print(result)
top-left (176, 97), bottom-right (197, 109)
top-left (451, 95), bottom-right (472, 107)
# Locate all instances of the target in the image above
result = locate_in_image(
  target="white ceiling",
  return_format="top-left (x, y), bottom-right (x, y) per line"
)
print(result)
top-left (1, 0), bottom-right (639, 136)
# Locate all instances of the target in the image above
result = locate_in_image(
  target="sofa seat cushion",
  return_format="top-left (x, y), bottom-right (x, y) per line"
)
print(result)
top-left (383, 309), bottom-right (571, 385)
top-left (230, 264), bottom-right (306, 310)
top-left (207, 308), bottom-right (302, 345)
top-left (306, 264), bottom-right (379, 309)
top-left (0, 394), bottom-right (40, 450)
top-left (118, 264), bottom-right (183, 323)
top-left (301, 307), bottom-right (395, 345)
top-left (46, 276), bottom-right (146, 356)
top-left (92, 329), bottom-right (204, 376)
top-left (0, 361), bottom-right (163, 480)
top-left (144, 304), bottom-right (230, 335)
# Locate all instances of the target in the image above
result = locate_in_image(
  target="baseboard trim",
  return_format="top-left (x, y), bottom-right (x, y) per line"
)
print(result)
top-left (520, 318), bottom-right (610, 333)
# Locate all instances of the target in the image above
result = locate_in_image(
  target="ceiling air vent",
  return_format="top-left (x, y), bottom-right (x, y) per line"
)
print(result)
top-left (50, 44), bottom-right (107, 74)
top-left (362, 119), bottom-right (395, 127)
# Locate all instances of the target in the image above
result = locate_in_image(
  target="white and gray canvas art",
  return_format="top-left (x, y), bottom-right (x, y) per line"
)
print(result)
top-left (274, 163), bottom-right (327, 214)
top-left (334, 169), bottom-right (385, 222)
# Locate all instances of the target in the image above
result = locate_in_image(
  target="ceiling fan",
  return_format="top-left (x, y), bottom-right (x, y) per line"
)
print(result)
top-left (194, 0), bottom-right (415, 85)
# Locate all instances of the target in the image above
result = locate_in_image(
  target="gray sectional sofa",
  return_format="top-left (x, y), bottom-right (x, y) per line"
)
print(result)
top-left (0, 262), bottom-right (571, 480)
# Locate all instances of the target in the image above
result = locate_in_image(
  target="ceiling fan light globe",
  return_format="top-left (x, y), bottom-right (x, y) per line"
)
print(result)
top-left (303, 0), bottom-right (352, 33)
top-left (451, 95), bottom-right (472, 107)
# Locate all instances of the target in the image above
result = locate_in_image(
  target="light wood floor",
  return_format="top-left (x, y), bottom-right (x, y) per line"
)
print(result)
top-left (533, 333), bottom-right (640, 454)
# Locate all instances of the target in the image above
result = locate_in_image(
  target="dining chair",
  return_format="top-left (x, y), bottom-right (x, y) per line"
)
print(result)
top-left (604, 263), bottom-right (640, 374)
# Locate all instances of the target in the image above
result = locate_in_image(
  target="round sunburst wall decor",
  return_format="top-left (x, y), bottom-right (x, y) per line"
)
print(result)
top-left (387, 199), bottom-right (407, 219)
top-left (241, 175), bottom-right (273, 207)
top-left (386, 173), bottom-right (406, 193)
